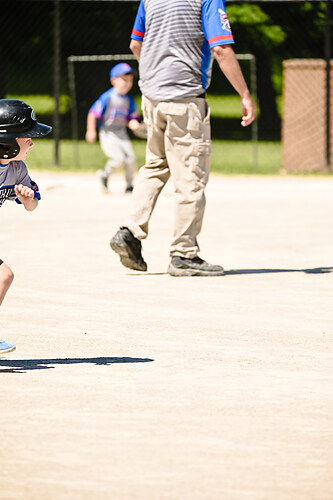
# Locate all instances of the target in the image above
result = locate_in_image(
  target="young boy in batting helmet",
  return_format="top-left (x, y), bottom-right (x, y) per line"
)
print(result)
top-left (0, 99), bottom-right (52, 354)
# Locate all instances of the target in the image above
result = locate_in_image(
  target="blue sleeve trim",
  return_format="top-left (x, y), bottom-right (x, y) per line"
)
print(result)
top-left (131, 0), bottom-right (145, 40)
top-left (202, 0), bottom-right (234, 46)
top-left (209, 38), bottom-right (235, 48)
top-left (131, 33), bottom-right (144, 42)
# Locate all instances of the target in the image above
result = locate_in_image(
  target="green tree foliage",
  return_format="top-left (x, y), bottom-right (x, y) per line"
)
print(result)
top-left (228, 4), bottom-right (286, 49)
top-left (226, 1), bottom-right (328, 140)
top-left (2, 1), bottom-right (329, 141)
top-left (227, 3), bottom-right (286, 139)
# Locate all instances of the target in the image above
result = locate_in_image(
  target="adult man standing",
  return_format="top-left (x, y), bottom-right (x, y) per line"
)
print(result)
top-left (110, 0), bottom-right (256, 276)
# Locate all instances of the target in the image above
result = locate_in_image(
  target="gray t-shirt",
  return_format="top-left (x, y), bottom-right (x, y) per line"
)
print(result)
top-left (0, 160), bottom-right (40, 208)
top-left (89, 87), bottom-right (140, 139)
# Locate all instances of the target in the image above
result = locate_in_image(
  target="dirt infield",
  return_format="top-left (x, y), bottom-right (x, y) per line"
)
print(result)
top-left (1, 172), bottom-right (333, 500)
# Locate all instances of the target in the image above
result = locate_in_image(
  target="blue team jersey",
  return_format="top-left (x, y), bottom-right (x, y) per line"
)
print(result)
top-left (89, 87), bottom-right (140, 132)
top-left (131, 0), bottom-right (234, 101)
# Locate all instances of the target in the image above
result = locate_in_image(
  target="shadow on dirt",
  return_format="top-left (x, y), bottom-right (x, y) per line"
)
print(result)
top-left (0, 357), bottom-right (154, 374)
top-left (129, 267), bottom-right (333, 277)
top-left (225, 267), bottom-right (333, 276)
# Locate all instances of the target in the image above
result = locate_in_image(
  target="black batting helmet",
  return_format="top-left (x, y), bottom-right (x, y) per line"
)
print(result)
top-left (0, 99), bottom-right (52, 159)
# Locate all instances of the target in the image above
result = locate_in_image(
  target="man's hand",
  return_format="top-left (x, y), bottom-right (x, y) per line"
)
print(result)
top-left (212, 45), bottom-right (257, 127)
top-left (14, 184), bottom-right (38, 211)
top-left (240, 92), bottom-right (256, 127)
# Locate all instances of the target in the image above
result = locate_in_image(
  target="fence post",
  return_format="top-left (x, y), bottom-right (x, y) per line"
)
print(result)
top-left (250, 55), bottom-right (258, 171)
top-left (53, 0), bottom-right (61, 167)
top-left (67, 58), bottom-right (80, 168)
top-left (325, 0), bottom-right (331, 171)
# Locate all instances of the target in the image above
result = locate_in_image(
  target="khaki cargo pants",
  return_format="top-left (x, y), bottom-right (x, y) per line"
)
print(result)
top-left (125, 95), bottom-right (211, 258)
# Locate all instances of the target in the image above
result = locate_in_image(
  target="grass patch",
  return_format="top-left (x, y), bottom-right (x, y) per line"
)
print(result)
top-left (135, 94), bottom-right (259, 119)
top-left (7, 92), bottom-right (266, 120)
top-left (211, 140), bottom-right (281, 174)
top-left (5, 94), bottom-right (71, 115)
top-left (27, 138), bottom-right (282, 175)
top-left (207, 94), bottom-right (246, 118)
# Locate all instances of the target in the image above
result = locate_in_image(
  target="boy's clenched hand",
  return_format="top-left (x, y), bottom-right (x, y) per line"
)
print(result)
top-left (14, 184), bottom-right (38, 211)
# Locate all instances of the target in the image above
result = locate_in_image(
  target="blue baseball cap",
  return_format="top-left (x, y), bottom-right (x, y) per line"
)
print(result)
top-left (110, 62), bottom-right (134, 79)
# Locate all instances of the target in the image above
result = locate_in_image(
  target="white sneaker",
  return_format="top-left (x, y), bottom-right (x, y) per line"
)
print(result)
top-left (0, 341), bottom-right (16, 354)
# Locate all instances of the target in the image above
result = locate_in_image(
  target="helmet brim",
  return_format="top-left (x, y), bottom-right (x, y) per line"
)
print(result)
top-left (15, 121), bottom-right (52, 138)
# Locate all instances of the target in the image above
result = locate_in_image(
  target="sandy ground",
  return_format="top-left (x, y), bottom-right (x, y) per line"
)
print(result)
top-left (0, 171), bottom-right (333, 500)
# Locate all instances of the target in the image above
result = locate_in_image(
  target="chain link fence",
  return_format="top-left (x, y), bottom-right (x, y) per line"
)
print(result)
top-left (1, 0), bottom-right (332, 172)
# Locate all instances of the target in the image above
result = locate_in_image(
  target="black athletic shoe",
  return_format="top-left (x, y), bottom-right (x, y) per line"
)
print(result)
top-left (125, 186), bottom-right (133, 193)
top-left (168, 256), bottom-right (224, 277)
top-left (110, 227), bottom-right (147, 272)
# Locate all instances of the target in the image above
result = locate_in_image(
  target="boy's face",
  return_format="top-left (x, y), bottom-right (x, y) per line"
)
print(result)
top-left (111, 73), bottom-right (134, 95)
top-left (0, 137), bottom-right (33, 164)
top-left (13, 138), bottom-right (33, 161)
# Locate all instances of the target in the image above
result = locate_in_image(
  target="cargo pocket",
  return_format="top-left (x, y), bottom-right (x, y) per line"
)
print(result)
top-left (187, 102), bottom-right (205, 137)
top-left (190, 139), bottom-right (211, 188)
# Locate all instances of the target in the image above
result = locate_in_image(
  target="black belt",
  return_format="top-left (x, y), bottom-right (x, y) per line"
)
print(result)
top-left (197, 92), bottom-right (206, 98)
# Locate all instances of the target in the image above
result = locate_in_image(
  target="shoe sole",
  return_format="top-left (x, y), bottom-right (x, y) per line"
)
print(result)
top-left (110, 239), bottom-right (147, 272)
top-left (0, 345), bottom-right (16, 354)
top-left (168, 264), bottom-right (224, 277)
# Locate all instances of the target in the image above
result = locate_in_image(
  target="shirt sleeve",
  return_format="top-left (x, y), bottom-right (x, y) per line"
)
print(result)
top-left (202, 0), bottom-right (235, 49)
top-left (15, 161), bottom-right (41, 203)
top-left (131, 0), bottom-right (145, 41)
top-left (88, 89), bottom-right (111, 119)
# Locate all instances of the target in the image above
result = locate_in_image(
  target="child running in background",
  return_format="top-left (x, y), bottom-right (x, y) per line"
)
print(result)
top-left (85, 62), bottom-right (146, 193)
top-left (0, 99), bottom-right (52, 354)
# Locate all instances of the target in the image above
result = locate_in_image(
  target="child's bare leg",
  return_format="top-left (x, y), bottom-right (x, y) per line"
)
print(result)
top-left (0, 262), bottom-right (16, 354)
top-left (0, 262), bottom-right (14, 306)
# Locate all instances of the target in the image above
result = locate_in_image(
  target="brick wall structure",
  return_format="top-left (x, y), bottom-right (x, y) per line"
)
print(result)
top-left (282, 59), bottom-right (333, 173)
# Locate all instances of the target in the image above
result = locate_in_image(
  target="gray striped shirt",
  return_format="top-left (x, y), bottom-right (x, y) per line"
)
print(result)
top-left (131, 0), bottom-right (234, 101)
